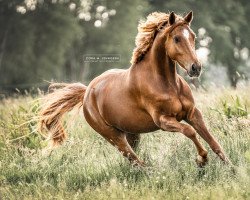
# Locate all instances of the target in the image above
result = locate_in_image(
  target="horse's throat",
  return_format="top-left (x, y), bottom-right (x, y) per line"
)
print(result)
top-left (149, 36), bottom-right (177, 83)
top-left (164, 57), bottom-right (177, 83)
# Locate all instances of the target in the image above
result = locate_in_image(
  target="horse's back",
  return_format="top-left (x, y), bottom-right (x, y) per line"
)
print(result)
top-left (83, 68), bottom-right (126, 106)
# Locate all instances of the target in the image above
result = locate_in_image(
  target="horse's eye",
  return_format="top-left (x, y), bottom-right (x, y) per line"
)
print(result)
top-left (174, 36), bottom-right (180, 43)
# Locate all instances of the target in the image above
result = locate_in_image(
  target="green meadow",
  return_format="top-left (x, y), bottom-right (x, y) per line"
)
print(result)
top-left (0, 87), bottom-right (249, 200)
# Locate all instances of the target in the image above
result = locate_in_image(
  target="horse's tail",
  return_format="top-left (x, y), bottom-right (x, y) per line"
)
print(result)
top-left (39, 82), bottom-right (87, 146)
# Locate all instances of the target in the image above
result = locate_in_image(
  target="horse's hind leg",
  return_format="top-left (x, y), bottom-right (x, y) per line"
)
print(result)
top-left (83, 107), bottom-right (144, 166)
top-left (126, 133), bottom-right (141, 151)
top-left (104, 130), bottom-right (145, 166)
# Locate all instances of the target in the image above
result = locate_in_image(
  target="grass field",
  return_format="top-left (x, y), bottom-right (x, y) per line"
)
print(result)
top-left (0, 86), bottom-right (250, 200)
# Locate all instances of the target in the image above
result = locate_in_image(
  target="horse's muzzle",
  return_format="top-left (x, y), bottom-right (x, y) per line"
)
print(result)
top-left (188, 63), bottom-right (201, 77)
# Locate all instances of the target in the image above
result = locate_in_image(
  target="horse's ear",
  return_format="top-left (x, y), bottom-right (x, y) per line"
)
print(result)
top-left (184, 11), bottom-right (193, 24)
top-left (169, 12), bottom-right (176, 25)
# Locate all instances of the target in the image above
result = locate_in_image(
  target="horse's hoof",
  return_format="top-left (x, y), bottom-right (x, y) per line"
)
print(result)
top-left (131, 160), bottom-right (146, 168)
top-left (196, 155), bottom-right (208, 167)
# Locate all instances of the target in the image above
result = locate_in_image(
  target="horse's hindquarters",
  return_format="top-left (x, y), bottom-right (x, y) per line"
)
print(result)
top-left (82, 71), bottom-right (158, 134)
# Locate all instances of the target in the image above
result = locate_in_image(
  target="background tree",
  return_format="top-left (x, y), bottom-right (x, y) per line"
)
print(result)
top-left (78, 0), bottom-right (147, 82)
top-left (0, 0), bottom-right (249, 93)
top-left (0, 0), bottom-right (82, 91)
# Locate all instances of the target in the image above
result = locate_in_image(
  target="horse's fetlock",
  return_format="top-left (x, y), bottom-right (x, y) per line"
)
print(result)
top-left (213, 148), bottom-right (222, 154)
top-left (196, 155), bottom-right (208, 167)
top-left (200, 150), bottom-right (208, 158)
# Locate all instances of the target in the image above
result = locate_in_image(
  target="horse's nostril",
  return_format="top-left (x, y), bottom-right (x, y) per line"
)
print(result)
top-left (191, 64), bottom-right (196, 72)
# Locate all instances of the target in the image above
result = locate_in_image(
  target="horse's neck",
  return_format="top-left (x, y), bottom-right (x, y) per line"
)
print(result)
top-left (147, 33), bottom-right (177, 83)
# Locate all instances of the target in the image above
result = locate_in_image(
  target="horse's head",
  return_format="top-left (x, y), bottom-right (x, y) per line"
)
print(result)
top-left (165, 11), bottom-right (201, 77)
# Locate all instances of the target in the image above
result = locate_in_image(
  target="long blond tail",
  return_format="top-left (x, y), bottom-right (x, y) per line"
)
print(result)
top-left (39, 82), bottom-right (87, 146)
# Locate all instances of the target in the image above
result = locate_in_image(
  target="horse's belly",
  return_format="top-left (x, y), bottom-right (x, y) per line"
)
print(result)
top-left (103, 106), bottom-right (158, 133)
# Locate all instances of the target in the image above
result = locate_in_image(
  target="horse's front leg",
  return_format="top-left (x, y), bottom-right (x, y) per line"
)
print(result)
top-left (187, 107), bottom-right (229, 163)
top-left (152, 113), bottom-right (208, 166)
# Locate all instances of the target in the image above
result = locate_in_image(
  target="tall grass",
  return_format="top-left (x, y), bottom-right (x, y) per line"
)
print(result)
top-left (0, 86), bottom-right (249, 200)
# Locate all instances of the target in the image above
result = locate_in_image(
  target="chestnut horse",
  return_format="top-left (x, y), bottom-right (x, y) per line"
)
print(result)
top-left (39, 11), bottom-right (228, 167)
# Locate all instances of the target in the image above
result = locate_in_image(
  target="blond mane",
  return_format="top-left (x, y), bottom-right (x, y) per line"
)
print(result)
top-left (131, 12), bottom-right (183, 64)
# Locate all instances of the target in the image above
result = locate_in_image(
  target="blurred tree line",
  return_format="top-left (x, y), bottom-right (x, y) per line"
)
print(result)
top-left (0, 0), bottom-right (249, 93)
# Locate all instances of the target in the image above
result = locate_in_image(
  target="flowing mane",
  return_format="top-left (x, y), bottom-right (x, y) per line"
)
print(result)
top-left (131, 12), bottom-right (183, 64)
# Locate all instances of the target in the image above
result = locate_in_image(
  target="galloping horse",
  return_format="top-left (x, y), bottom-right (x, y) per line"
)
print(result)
top-left (39, 11), bottom-right (228, 167)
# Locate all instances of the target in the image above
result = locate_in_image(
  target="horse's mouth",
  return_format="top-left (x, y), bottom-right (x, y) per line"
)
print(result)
top-left (187, 70), bottom-right (201, 78)
top-left (177, 62), bottom-right (201, 78)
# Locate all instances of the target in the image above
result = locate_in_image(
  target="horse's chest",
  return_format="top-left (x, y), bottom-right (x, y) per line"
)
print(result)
top-left (177, 95), bottom-right (194, 120)
top-left (162, 97), bottom-right (183, 114)
top-left (155, 94), bottom-right (192, 120)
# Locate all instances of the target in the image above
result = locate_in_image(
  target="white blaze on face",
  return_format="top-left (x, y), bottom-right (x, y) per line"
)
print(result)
top-left (183, 29), bottom-right (190, 39)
